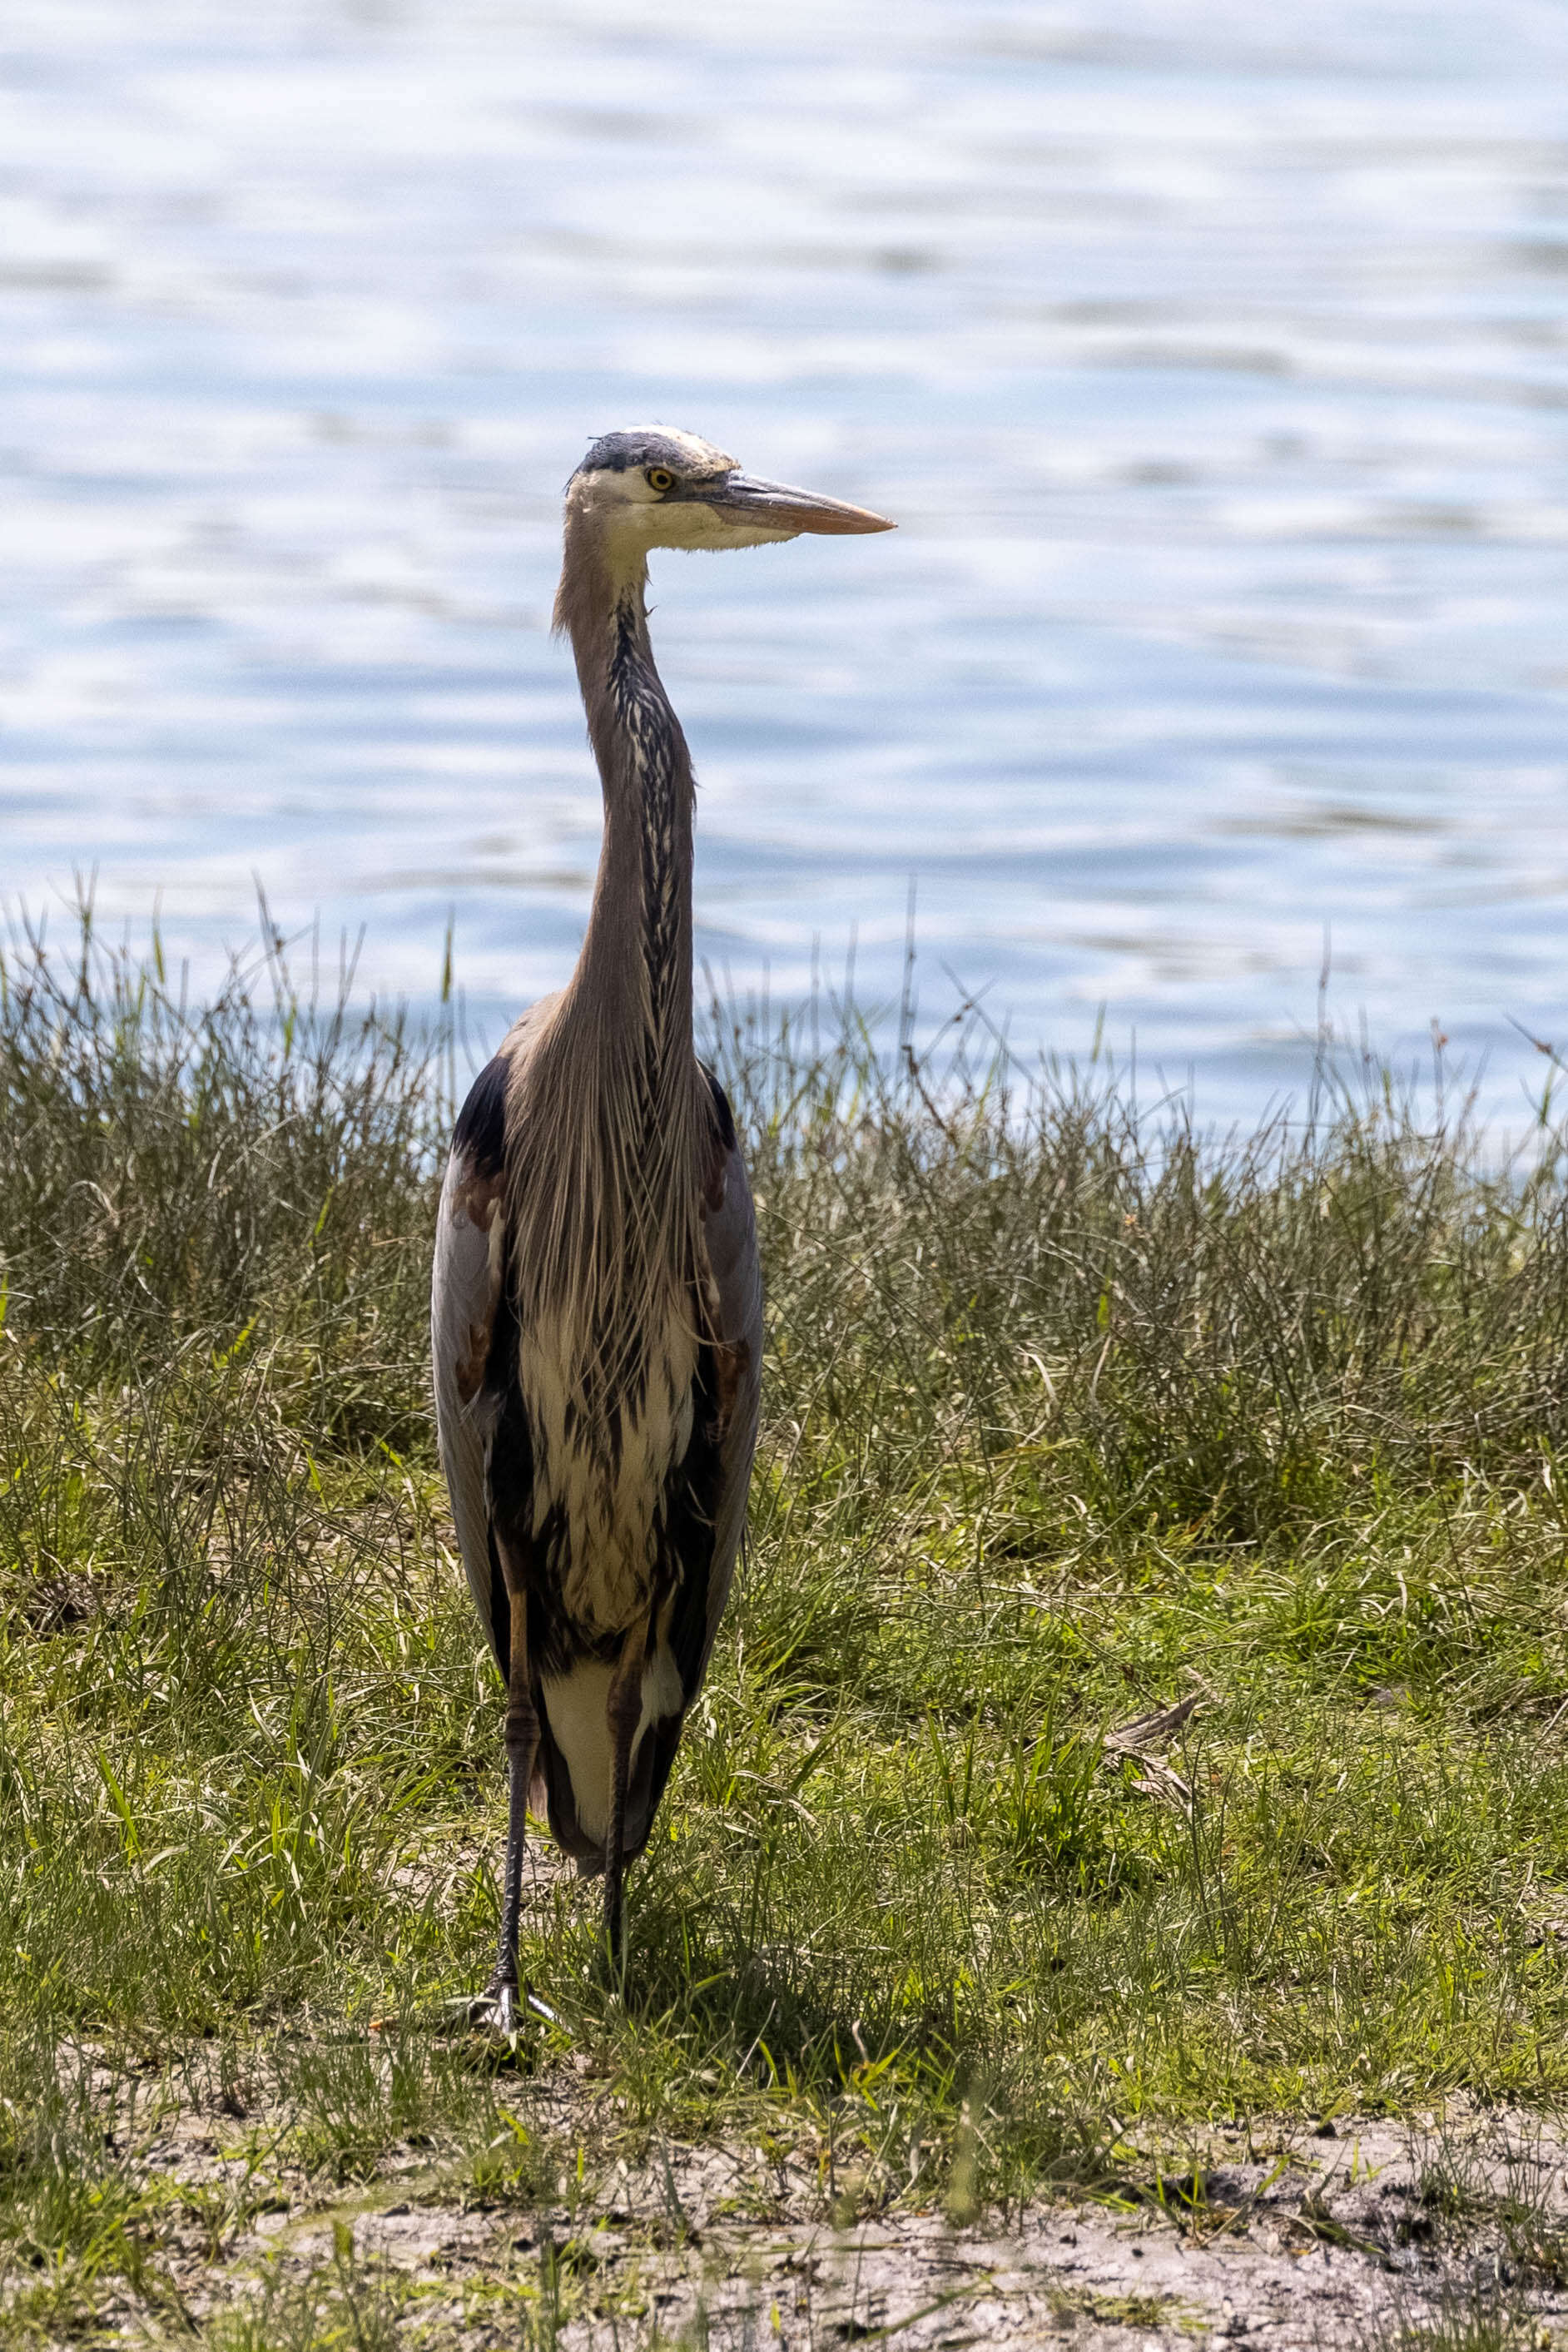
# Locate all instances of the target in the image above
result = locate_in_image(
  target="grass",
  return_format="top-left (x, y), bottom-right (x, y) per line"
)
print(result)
top-left (7, 913), bottom-right (1568, 2338)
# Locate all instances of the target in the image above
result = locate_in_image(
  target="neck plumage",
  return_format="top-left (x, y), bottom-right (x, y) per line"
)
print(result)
top-left (560, 542), bottom-right (695, 1085)
top-left (503, 529), bottom-right (709, 1406)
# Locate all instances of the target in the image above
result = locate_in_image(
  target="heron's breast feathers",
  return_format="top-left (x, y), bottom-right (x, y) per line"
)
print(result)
top-left (516, 1295), bottom-right (703, 1635)
top-left (500, 1154), bottom-right (739, 1639)
top-left (459, 1015), bottom-right (747, 1644)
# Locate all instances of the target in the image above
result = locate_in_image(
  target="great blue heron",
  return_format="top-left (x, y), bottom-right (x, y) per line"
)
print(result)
top-left (431, 428), bottom-right (893, 2017)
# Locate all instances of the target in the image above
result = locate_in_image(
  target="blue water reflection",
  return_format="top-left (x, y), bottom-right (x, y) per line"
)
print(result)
top-left (4, 0), bottom-right (1568, 1124)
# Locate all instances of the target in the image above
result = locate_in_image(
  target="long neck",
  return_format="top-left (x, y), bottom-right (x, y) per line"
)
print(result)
top-left (560, 542), bottom-right (695, 1080)
top-left (501, 533), bottom-right (707, 1374)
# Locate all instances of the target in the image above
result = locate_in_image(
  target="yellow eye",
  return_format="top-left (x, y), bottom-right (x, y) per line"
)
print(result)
top-left (646, 467), bottom-right (675, 493)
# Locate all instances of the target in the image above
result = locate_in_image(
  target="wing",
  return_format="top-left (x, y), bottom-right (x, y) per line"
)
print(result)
top-left (430, 1000), bottom-right (557, 1673)
top-left (622, 1069), bottom-right (763, 1857)
top-left (431, 1060), bottom-right (508, 1669)
top-left (692, 1066), bottom-right (763, 1684)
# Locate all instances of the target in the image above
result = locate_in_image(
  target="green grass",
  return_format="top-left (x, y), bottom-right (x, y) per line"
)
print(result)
top-left (7, 914), bottom-right (1568, 2336)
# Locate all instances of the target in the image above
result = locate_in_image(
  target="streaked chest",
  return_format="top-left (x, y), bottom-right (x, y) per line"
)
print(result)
top-left (515, 1294), bottom-right (700, 1638)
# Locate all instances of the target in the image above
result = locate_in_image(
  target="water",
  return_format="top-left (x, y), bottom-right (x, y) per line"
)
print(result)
top-left (5, 0), bottom-right (1568, 1128)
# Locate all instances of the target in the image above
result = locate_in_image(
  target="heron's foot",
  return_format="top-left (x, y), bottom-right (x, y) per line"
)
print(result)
top-left (468, 1975), bottom-right (519, 2036)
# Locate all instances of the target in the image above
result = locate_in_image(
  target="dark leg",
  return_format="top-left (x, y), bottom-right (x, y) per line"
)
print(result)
top-left (601, 1617), bottom-right (648, 1977)
top-left (483, 1589), bottom-right (538, 2031)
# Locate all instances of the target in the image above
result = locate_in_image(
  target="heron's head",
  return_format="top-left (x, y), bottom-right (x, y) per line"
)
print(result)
top-left (563, 427), bottom-right (895, 564)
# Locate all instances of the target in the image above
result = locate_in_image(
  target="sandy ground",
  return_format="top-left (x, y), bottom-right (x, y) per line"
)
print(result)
top-left (23, 1853), bottom-right (1566, 2343)
top-left (85, 2080), bottom-right (1568, 2348)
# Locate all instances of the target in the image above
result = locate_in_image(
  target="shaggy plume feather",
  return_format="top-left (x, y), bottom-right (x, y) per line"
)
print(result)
top-left (503, 985), bottom-right (713, 1428)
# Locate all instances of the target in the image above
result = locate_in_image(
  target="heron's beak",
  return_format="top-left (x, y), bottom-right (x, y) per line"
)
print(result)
top-left (703, 472), bottom-right (896, 535)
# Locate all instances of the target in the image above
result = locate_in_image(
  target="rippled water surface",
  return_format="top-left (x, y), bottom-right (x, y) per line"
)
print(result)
top-left (6, 0), bottom-right (1568, 1124)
